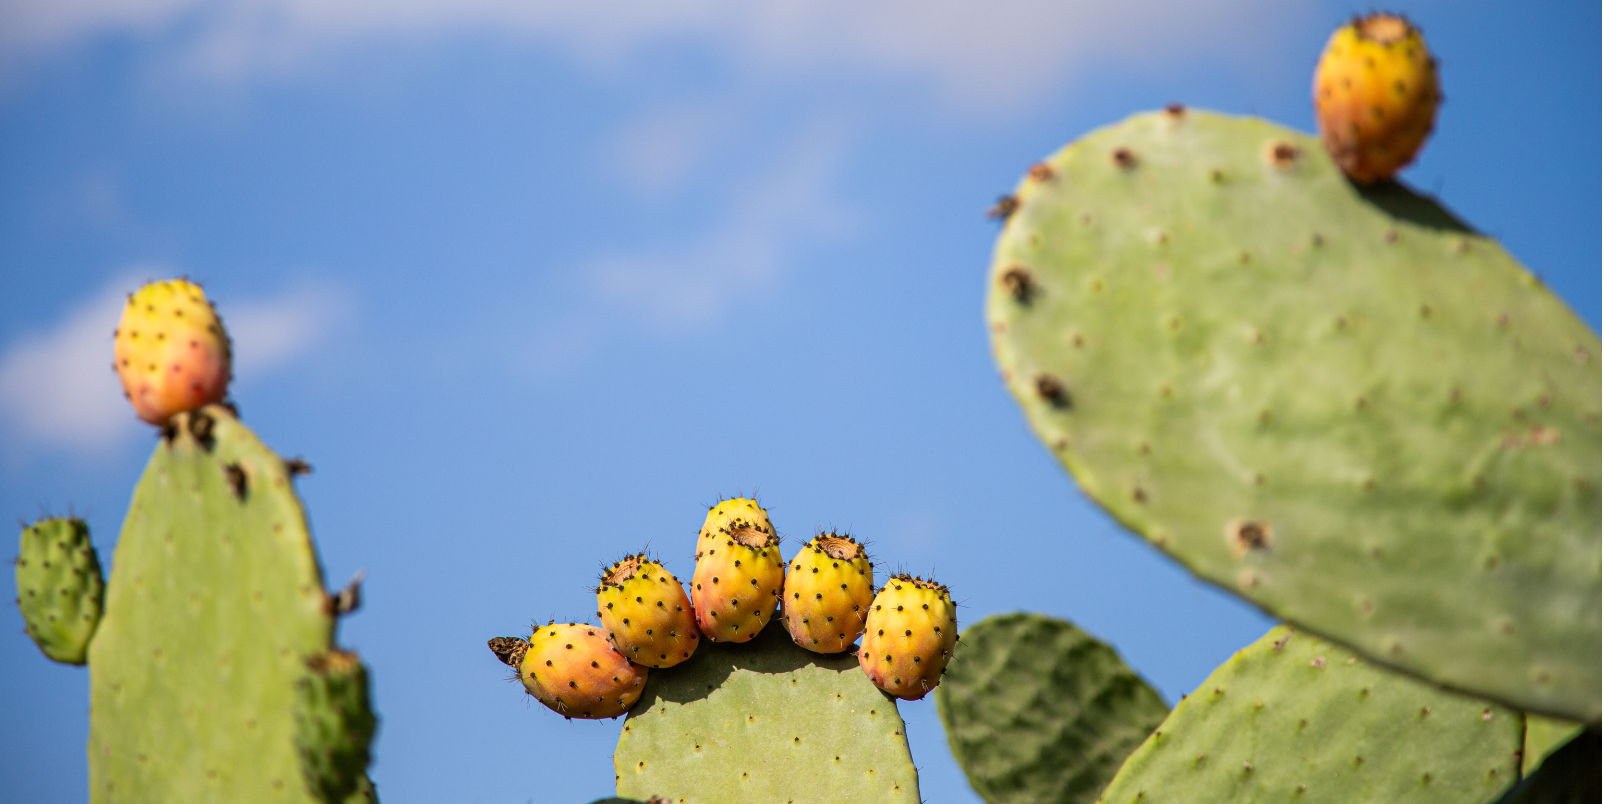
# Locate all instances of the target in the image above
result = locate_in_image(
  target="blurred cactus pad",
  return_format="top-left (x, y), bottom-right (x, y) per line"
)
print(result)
top-left (985, 108), bottom-right (1601, 720)
top-left (614, 620), bottom-right (919, 803)
top-left (84, 406), bottom-right (376, 803)
top-left (1097, 625), bottom-right (1524, 803)
top-left (936, 613), bottom-right (1169, 804)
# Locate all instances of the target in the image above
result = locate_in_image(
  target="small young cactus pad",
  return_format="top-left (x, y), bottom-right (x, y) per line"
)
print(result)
top-left (15, 516), bottom-right (104, 664)
top-left (986, 109), bottom-right (1601, 721)
top-left (295, 650), bottom-right (379, 804)
top-left (1097, 625), bottom-right (1523, 804)
top-left (936, 613), bottom-right (1169, 804)
top-left (614, 620), bottom-right (920, 803)
top-left (88, 407), bottom-right (368, 803)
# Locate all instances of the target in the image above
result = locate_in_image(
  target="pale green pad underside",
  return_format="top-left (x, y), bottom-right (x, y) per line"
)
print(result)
top-left (987, 109), bottom-right (1601, 720)
top-left (89, 408), bottom-right (334, 803)
top-left (937, 613), bottom-right (1169, 804)
top-left (614, 621), bottom-right (920, 803)
top-left (1097, 625), bottom-right (1523, 804)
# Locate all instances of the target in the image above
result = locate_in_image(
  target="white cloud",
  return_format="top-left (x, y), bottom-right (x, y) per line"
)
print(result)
top-left (0, 273), bottom-right (345, 455)
top-left (525, 124), bottom-right (849, 372)
top-left (1, 0), bottom-right (1305, 111)
top-left (606, 104), bottom-right (734, 197)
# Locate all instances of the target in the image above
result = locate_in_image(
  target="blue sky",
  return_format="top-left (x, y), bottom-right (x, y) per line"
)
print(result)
top-left (1, 2), bottom-right (1597, 802)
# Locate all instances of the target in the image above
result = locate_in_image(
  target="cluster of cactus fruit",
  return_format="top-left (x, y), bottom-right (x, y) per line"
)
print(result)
top-left (487, 496), bottom-right (959, 723)
top-left (16, 279), bottom-right (379, 803)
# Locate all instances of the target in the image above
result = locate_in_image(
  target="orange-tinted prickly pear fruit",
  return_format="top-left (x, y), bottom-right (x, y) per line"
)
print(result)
top-left (113, 279), bottom-right (232, 425)
top-left (1313, 12), bottom-right (1440, 184)
top-left (518, 622), bottom-right (646, 719)
top-left (690, 498), bottom-right (784, 643)
top-left (858, 574), bottom-right (958, 700)
top-left (782, 532), bottom-right (874, 654)
top-left (597, 553), bottom-right (700, 668)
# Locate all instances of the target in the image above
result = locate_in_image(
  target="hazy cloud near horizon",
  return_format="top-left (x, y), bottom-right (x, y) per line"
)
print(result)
top-left (2, 0), bottom-right (1308, 111)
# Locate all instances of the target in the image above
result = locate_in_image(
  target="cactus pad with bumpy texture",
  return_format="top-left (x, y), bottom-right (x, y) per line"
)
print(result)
top-left (1097, 625), bottom-right (1523, 804)
top-left (88, 406), bottom-right (349, 803)
top-left (614, 620), bottom-right (920, 803)
top-left (16, 516), bottom-right (104, 665)
top-left (936, 613), bottom-right (1169, 804)
top-left (987, 109), bottom-right (1601, 720)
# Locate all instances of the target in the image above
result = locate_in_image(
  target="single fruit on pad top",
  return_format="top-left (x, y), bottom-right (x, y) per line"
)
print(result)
top-left (114, 278), bottom-right (232, 424)
top-left (518, 622), bottom-right (646, 719)
top-left (691, 497), bottom-right (784, 643)
top-left (597, 553), bottom-right (700, 668)
top-left (1313, 12), bottom-right (1440, 184)
top-left (859, 574), bottom-right (959, 700)
top-left (782, 532), bottom-right (875, 654)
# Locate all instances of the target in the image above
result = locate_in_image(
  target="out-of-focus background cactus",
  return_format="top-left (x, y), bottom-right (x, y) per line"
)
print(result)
top-left (2, 2), bottom-right (1596, 802)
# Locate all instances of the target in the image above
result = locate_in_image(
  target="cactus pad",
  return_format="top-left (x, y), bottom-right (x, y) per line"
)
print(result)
top-left (936, 613), bottom-right (1168, 804)
top-left (1493, 727), bottom-right (1600, 804)
top-left (986, 109), bottom-right (1601, 720)
top-left (295, 650), bottom-right (378, 804)
top-left (16, 516), bottom-right (104, 664)
top-left (614, 620), bottom-right (920, 803)
top-left (87, 407), bottom-right (362, 803)
top-left (1097, 625), bottom-right (1522, 803)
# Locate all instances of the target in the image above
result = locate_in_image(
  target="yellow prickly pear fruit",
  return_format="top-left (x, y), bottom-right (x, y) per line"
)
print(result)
top-left (1313, 12), bottom-right (1440, 184)
top-left (517, 622), bottom-right (647, 720)
top-left (782, 532), bottom-right (874, 654)
top-left (858, 574), bottom-right (958, 701)
top-left (113, 279), bottom-right (232, 425)
top-left (690, 498), bottom-right (784, 643)
top-left (596, 553), bottom-right (700, 668)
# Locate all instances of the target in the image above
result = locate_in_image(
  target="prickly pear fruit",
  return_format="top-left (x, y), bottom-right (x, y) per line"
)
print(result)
top-left (1313, 12), bottom-right (1440, 184)
top-left (858, 574), bottom-right (958, 700)
top-left (690, 498), bottom-right (784, 643)
top-left (113, 278), bottom-right (232, 425)
top-left (782, 532), bottom-right (874, 654)
top-left (518, 622), bottom-right (647, 719)
top-left (294, 650), bottom-right (378, 804)
top-left (15, 516), bottom-right (104, 665)
top-left (597, 554), bottom-right (700, 668)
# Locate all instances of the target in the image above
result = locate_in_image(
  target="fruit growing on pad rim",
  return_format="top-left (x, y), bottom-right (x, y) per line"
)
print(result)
top-left (597, 553), bottom-right (700, 668)
top-left (113, 279), bottom-right (232, 424)
top-left (1313, 12), bottom-right (1440, 183)
top-left (691, 498), bottom-right (784, 643)
top-left (859, 574), bottom-right (958, 700)
top-left (519, 622), bottom-right (646, 720)
top-left (782, 532), bottom-right (874, 654)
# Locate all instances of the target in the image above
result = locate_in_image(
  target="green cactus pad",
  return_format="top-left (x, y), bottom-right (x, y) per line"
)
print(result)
top-left (614, 620), bottom-right (920, 803)
top-left (1521, 714), bottom-right (1586, 778)
top-left (88, 407), bottom-right (353, 803)
top-left (16, 516), bottom-right (104, 664)
top-left (1494, 727), bottom-right (1600, 804)
top-left (295, 651), bottom-right (379, 804)
top-left (1096, 625), bottom-right (1523, 804)
top-left (936, 613), bottom-right (1169, 804)
top-left (986, 109), bottom-right (1601, 720)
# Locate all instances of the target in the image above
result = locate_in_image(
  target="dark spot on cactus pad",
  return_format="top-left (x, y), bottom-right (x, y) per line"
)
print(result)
top-left (1165, 102), bottom-right (1186, 117)
top-left (1111, 147), bottom-right (1136, 169)
top-left (1266, 141), bottom-right (1299, 169)
top-left (1034, 374), bottom-right (1070, 408)
top-left (999, 266), bottom-right (1035, 303)
top-left (1027, 162), bottom-right (1055, 182)
top-left (223, 463), bottom-right (248, 500)
top-left (1227, 519), bottom-right (1274, 558)
top-left (987, 195), bottom-right (1019, 220)
top-left (187, 409), bottom-right (216, 448)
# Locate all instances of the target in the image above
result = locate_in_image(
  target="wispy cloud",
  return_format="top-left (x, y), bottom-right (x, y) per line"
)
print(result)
top-left (526, 125), bottom-right (850, 372)
top-left (2, 0), bottom-right (1305, 111)
top-left (0, 273), bottom-right (347, 456)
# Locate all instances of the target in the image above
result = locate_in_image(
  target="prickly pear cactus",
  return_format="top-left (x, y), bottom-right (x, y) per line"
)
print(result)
top-left (16, 516), bottom-right (104, 664)
top-left (88, 406), bottom-right (374, 803)
top-left (986, 109), bottom-right (1601, 720)
top-left (1522, 714), bottom-right (1585, 777)
top-left (614, 620), bottom-right (920, 803)
top-left (1096, 625), bottom-right (1523, 804)
top-left (295, 650), bottom-right (378, 804)
top-left (936, 613), bottom-right (1169, 804)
